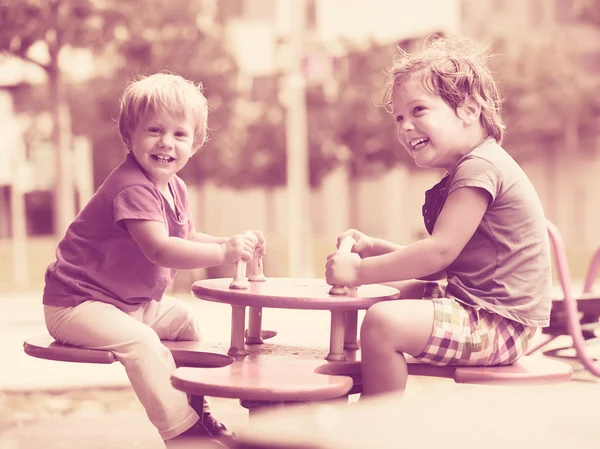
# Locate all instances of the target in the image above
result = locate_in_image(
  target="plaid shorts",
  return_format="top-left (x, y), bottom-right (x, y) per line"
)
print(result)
top-left (413, 292), bottom-right (537, 366)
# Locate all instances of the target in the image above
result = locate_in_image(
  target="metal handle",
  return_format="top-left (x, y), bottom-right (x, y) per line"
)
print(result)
top-left (328, 236), bottom-right (356, 296)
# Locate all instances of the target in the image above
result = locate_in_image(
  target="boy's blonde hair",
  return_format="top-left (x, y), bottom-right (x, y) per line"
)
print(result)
top-left (118, 72), bottom-right (209, 154)
top-left (384, 36), bottom-right (505, 144)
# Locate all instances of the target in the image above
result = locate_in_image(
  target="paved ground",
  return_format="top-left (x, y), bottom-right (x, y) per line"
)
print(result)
top-left (1, 289), bottom-right (599, 449)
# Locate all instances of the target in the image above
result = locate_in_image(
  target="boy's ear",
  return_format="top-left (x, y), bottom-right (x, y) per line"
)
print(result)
top-left (122, 133), bottom-right (132, 150)
top-left (457, 98), bottom-right (481, 125)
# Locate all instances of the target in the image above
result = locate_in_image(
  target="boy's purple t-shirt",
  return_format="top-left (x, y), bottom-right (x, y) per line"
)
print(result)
top-left (43, 153), bottom-right (195, 312)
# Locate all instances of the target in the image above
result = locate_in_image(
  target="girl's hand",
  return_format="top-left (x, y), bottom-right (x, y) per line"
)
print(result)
top-left (222, 233), bottom-right (258, 264)
top-left (244, 230), bottom-right (267, 256)
top-left (325, 251), bottom-right (362, 287)
top-left (337, 229), bottom-right (374, 258)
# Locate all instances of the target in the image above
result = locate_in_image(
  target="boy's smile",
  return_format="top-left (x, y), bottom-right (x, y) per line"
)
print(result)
top-left (129, 110), bottom-right (195, 190)
top-left (152, 154), bottom-right (175, 163)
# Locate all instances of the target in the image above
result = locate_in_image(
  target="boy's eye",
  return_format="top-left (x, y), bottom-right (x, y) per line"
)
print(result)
top-left (413, 106), bottom-right (425, 114)
top-left (148, 127), bottom-right (162, 133)
top-left (395, 115), bottom-right (403, 123)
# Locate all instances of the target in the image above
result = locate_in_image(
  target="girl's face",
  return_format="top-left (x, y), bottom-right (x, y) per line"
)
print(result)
top-left (129, 109), bottom-right (195, 189)
top-left (391, 76), bottom-right (475, 172)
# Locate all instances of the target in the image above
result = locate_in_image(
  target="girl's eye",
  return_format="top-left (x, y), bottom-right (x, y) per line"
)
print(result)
top-left (413, 106), bottom-right (425, 114)
top-left (175, 131), bottom-right (187, 137)
top-left (148, 127), bottom-right (161, 134)
top-left (395, 115), bottom-right (403, 123)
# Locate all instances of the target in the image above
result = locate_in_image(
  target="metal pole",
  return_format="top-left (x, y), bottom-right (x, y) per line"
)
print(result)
top-left (10, 142), bottom-right (28, 289)
top-left (285, 0), bottom-right (313, 277)
top-left (53, 101), bottom-right (75, 236)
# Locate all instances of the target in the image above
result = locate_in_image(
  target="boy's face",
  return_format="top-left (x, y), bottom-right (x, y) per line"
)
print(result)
top-left (129, 109), bottom-right (195, 189)
top-left (391, 76), bottom-right (473, 171)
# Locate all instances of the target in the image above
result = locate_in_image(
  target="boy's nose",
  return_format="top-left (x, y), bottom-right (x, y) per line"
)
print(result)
top-left (159, 134), bottom-right (174, 148)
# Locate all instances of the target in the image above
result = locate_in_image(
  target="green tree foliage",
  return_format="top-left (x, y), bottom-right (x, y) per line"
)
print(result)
top-left (575, 0), bottom-right (600, 26)
top-left (64, 0), bottom-right (239, 188)
top-left (222, 39), bottom-right (415, 189)
top-left (1, 0), bottom-right (240, 192)
top-left (229, 40), bottom-right (416, 188)
top-left (202, 72), bottom-right (287, 189)
top-left (336, 41), bottom-right (412, 178)
top-left (301, 40), bottom-right (414, 186)
top-left (0, 0), bottom-right (123, 233)
top-left (490, 35), bottom-right (600, 153)
top-left (306, 82), bottom-right (349, 186)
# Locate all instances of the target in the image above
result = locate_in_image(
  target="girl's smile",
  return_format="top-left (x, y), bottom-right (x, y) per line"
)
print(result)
top-left (408, 137), bottom-right (430, 152)
top-left (391, 76), bottom-right (486, 172)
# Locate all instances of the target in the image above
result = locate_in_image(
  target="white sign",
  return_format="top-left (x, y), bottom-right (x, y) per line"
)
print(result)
top-left (0, 149), bottom-right (10, 186)
top-left (301, 53), bottom-right (340, 82)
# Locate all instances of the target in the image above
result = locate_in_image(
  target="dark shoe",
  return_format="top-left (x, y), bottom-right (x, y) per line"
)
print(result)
top-left (181, 413), bottom-right (234, 440)
top-left (244, 329), bottom-right (278, 340)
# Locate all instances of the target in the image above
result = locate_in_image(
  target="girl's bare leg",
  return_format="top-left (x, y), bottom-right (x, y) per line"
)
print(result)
top-left (381, 279), bottom-right (432, 300)
top-left (359, 300), bottom-right (435, 397)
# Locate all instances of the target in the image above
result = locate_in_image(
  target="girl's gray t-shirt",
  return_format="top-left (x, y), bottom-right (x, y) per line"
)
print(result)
top-left (423, 138), bottom-right (552, 327)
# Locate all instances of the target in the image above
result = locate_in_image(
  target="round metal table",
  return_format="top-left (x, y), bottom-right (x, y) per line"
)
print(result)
top-left (191, 276), bottom-right (400, 361)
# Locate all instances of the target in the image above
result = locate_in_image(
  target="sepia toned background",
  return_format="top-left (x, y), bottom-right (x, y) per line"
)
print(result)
top-left (1, 0), bottom-right (599, 293)
top-left (1, 1), bottom-right (600, 447)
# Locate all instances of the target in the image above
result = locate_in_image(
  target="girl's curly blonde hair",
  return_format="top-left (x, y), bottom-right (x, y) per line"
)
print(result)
top-left (383, 36), bottom-right (505, 144)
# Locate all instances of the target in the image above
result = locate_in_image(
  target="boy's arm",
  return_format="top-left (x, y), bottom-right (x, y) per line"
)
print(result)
top-left (188, 229), bottom-right (266, 255)
top-left (188, 228), bottom-right (228, 245)
top-left (125, 220), bottom-right (227, 269)
top-left (357, 187), bottom-right (490, 285)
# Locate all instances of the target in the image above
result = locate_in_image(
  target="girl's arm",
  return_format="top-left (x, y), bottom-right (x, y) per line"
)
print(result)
top-left (125, 220), bottom-right (232, 269)
top-left (364, 238), bottom-right (404, 257)
top-left (419, 270), bottom-right (447, 281)
top-left (356, 187), bottom-right (491, 285)
top-left (367, 232), bottom-right (446, 281)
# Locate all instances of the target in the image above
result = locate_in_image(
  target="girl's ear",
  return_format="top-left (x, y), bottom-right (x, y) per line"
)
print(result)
top-left (457, 98), bottom-right (481, 125)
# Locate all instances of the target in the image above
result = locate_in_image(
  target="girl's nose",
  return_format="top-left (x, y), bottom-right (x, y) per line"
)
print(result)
top-left (399, 118), bottom-right (414, 133)
top-left (397, 120), bottom-right (414, 140)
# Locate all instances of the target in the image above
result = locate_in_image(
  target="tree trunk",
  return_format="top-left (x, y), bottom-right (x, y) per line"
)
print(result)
top-left (48, 9), bottom-right (75, 237)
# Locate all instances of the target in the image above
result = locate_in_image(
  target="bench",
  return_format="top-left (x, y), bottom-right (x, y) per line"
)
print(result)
top-left (23, 335), bottom-right (356, 418)
top-left (24, 334), bottom-right (573, 424)
top-left (525, 221), bottom-right (600, 377)
top-left (171, 354), bottom-right (572, 403)
top-left (23, 334), bottom-right (236, 428)
top-left (317, 355), bottom-right (573, 387)
top-left (171, 352), bottom-right (355, 415)
top-left (23, 334), bottom-right (234, 368)
top-left (169, 349), bottom-right (572, 417)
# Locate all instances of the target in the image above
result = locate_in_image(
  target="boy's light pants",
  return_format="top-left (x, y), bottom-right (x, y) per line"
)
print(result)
top-left (44, 296), bottom-right (202, 440)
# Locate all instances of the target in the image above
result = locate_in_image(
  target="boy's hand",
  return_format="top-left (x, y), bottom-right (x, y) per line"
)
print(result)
top-left (244, 230), bottom-right (267, 256)
top-left (223, 233), bottom-right (258, 265)
top-left (337, 229), bottom-right (374, 258)
top-left (325, 251), bottom-right (362, 287)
